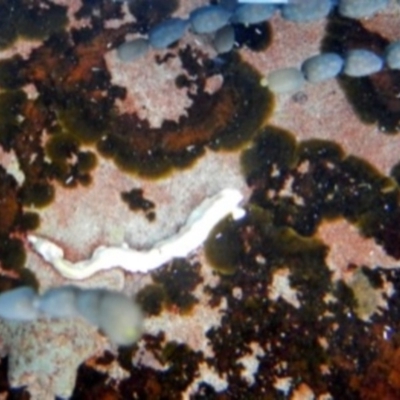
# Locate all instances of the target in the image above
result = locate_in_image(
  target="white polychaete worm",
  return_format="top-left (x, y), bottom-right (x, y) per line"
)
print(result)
top-left (28, 188), bottom-right (246, 280)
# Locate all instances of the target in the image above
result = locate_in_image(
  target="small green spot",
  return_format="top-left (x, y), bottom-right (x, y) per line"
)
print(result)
top-left (136, 284), bottom-right (165, 316)
top-left (204, 216), bottom-right (244, 275)
top-left (0, 90), bottom-right (26, 150)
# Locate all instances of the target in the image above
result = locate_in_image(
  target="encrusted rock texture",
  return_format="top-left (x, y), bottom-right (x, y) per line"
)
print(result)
top-left (2, 0), bottom-right (400, 399)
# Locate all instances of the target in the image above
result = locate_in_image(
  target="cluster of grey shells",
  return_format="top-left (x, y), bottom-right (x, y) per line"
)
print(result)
top-left (115, 0), bottom-right (391, 63)
top-left (268, 43), bottom-right (400, 94)
top-left (114, 0), bottom-right (398, 94)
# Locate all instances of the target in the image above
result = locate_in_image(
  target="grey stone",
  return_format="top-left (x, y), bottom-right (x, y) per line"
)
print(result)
top-left (385, 41), bottom-right (400, 69)
top-left (213, 25), bottom-right (235, 54)
top-left (149, 18), bottom-right (188, 49)
top-left (343, 49), bottom-right (383, 77)
top-left (267, 67), bottom-right (305, 93)
top-left (231, 4), bottom-right (276, 24)
top-left (338, 0), bottom-right (389, 19)
top-left (190, 5), bottom-right (232, 34)
top-left (302, 53), bottom-right (344, 83)
top-left (281, 0), bottom-right (333, 23)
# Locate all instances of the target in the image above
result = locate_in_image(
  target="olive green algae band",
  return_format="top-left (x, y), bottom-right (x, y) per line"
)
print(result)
top-left (28, 189), bottom-right (246, 279)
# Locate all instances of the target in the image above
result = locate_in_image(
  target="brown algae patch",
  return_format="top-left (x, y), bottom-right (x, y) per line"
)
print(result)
top-left (99, 52), bottom-right (273, 177)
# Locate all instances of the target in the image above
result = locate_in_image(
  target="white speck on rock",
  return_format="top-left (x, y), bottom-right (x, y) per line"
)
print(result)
top-left (273, 376), bottom-right (293, 396)
top-left (236, 342), bottom-right (265, 386)
top-left (268, 267), bottom-right (301, 308)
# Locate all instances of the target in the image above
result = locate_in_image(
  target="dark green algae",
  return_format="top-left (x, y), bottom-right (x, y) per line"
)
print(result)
top-left (196, 126), bottom-right (400, 398)
top-left (97, 51), bottom-right (273, 177)
top-left (0, 0), bottom-right (67, 50)
top-left (136, 258), bottom-right (202, 316)
top-left (0, 35), bottom-right (273, 187)
top-left (123, 122), bottom-right (400, 398)
top-left (0, 1), bottom-right (272, 287)
top-left (204, 125), bottom-right (400, 277)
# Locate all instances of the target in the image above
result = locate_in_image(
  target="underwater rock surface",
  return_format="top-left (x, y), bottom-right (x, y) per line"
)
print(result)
top-left (1, 0), bottom-right (400, 399)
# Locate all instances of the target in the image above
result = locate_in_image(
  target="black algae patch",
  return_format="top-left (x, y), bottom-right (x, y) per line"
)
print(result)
top-left (199, 124), bottom-right (400, 397)
top-left (328, 268), bottom-right (400, 399)
top-left (0, 166), bottom-right (20, 235)
top-left (159, 341), bottom-right (202, 389)
top-left (203, 207), bottom-right (337, 397)
top-left (45, 133), bottom-right (97, 188)
top-left (137, 259), bottom-right (202, 316)
top-left (152, 259), bottom-right (201, 314)
top-left (0, 167), bottom-right (39, 285)
top-left (201, 204), bottom-right (400, 398)
top-left (0, 21), bottom-right (131, 195)
top-left (20, 182), bottom-right (55, 208)
top-left (0, 238), bottom-right (26, 270)
top-left (71, 358), bottom-right (120, 400)
top-left (18, 212), bottom-right (40, 231)
top-left (321, 13), bottom-right (400, 133)
top-left (241, 125), bottom-right (396, 239)
top-left (121, 188), bottom-right (156, 221)
top-left (0, 357), bottom-right (31, 399)
top-left (118, 334), bottom-right (204, 399)
top-left (233, 21), bottom-right (272, 52)
top-left (0, 16), bottom-right (272, 200)
top-left (53, 94), bottom-right (113, 145)
top-left (0, 56), bottom-right (27, 90)
top-left (0, 90), bottom-right (27, 151)
top-left (209, 53), bottom-right (274, 150)
top-left (136, 284), bottom-right (165, 316)
top-left (128, 0), bottom-right (179, 32)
